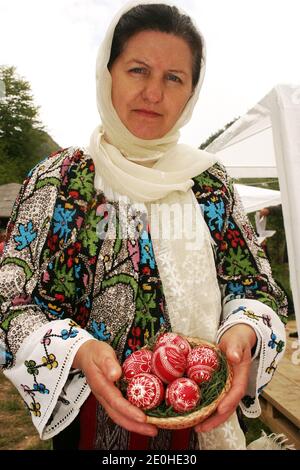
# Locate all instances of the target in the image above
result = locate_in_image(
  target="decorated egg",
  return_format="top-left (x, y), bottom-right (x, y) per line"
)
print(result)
top-left (187, 345), bottom-right (219, 370)
top-left (165, 377), bottom-right (201, 413)
top-left (187, 364), bottom-right (213, 384)
top-left (153, 332), bottom-right (192, 357)
top-left (122, 349), bottom-right (153, 381)
top-left (186, 345), bottom-right (219, 385)
top-left (151, 344), bottom-right (187, 384)
top-left (126, 373), bottom-right (164, 410)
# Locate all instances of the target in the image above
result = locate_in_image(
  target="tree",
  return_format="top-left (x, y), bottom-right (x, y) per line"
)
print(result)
top-left (199, 117), bottom-right (239, 150)
top-left (0, 66), bottom-right (59, 184)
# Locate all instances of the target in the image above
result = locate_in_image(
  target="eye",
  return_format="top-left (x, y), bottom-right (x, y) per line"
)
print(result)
top-left (129, 67), bottom-right (147, 75)
top-left (167, 74), bottom-right (182, 83)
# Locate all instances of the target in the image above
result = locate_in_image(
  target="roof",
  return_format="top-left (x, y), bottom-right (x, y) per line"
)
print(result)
top-left (0, 183), bottom-right (21, 218)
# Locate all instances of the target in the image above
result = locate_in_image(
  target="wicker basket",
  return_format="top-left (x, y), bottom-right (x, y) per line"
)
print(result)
top-left (143, 336), bottom-right (233, 430)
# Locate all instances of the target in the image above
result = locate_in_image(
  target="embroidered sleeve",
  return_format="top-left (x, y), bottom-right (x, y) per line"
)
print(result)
top-left (193, 162), bottom-right (287, 417)
top-left (3, 319), bottom-right (94, 439)
top-left (0, 148), bottom-right (94, 439)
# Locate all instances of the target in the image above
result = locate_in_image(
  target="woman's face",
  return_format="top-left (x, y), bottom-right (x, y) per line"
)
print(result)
top-left (110, 30), bottom-right (194, 140)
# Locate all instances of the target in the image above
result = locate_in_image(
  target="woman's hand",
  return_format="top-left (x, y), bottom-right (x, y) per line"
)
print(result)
top-left (194, 324), bottom-right (257, 433)
top-left (73, 340), bottom-right (158, 437)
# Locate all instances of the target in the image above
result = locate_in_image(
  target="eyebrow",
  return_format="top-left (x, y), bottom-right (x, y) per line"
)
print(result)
top-left (125, 59), bottom-right (188, 76)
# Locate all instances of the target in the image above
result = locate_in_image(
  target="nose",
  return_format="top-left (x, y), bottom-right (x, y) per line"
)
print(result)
top-left (142, 77), bottom-right (163, 104)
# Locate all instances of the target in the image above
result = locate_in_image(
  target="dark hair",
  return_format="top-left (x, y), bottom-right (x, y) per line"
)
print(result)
top-left (108, 4), bottom-right (203, 89)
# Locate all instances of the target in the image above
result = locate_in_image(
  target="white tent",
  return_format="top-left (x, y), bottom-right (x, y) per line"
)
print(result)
top-left (234, 184), bottom-right (281, 245)
top-left (206, 84), bottom-right (300, 341)
top-left (235, 184), bottom-right (281, 213)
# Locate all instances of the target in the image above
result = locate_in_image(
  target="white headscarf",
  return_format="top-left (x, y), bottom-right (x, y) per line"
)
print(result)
top-left (89, 0), bottom-right (218, 202)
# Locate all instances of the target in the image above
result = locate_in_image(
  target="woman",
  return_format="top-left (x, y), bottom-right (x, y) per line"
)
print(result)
top-left (0, 1), bottom-right (287, 450)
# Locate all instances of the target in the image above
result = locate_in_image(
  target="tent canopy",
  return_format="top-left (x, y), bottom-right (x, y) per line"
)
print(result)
top-left (235, 184), bottom-right (281, 213)
top-left (206, 84), bottom-right (300, 340)
top-left (205, 84), bottom-right (300, 179)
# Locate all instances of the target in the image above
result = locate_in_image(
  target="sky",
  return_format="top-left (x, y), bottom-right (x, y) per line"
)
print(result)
top-left (1, 0), bottom-right (300, 150)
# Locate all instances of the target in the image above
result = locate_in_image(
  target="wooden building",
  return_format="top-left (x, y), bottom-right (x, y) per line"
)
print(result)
top-left (0, 183), bottom-right (21, 230)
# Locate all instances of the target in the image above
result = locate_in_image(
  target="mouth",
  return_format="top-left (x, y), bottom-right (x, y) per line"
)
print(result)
top-left (133, 109), bottom-right (162, 118)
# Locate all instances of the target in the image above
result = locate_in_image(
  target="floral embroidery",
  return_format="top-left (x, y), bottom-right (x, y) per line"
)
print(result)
top-left (42, 354), bottom-right (58, 370)
top-left (226, 246), bottom-right (257, 276)
top-left (78, 202), bottom-right (101, 257)
top-left (89, 320), bottom-right (111, 341)
top-left (25, 360), bottom-right (39, 376)
top-left (21, 322), bottom-right (79, 418)
top-left (268, 333), bottom-right (285, 353)
top-left (68, 163), bottom-right (95, 201)
top-left (203, 199), bottom-right (225, 232)
top-left (33, 383), bottom-right (49, 394)
top-left (53, 204), bottom-right (76, 243)
top-left (222, 305), bottom-right (285, 387)
top-left (41, 329), bottom-right (52, 346)
top-left (13, 221), bottom-right (37, 251)
top-left (28, 402), bottom-right (41, 417)
top-left (61, 328), bottom-right (79, 340)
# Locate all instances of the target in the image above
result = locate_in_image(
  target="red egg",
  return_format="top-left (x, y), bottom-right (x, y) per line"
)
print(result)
top-left (187, 345), bottom-right (219, 370)
top-left (122, 349), bottom-right (153, 381)
top-left (153, 332), bottom-right (192, 357)
top-left (165, 377), bottom-right (201, 413)
top-left (187, 364), bottom-right (213, 384)
top-left (126, 373), bottom-right (164, 410)
top-left (186, 345), bottom-right (219, 385)
top-left (151, 344), bottom-right (187, 384)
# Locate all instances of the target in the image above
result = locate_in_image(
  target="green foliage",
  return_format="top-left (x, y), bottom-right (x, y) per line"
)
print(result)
top-left (226, 246), bottom-right (257, 276)
top-left (199, 117), bottom-right (239, 150)
top-left (78, 208), bottom-right (101, 257)
top-left (0, 65), bottom-right (59, 184)
top-left (135, 289), bottom-right (158, 337)
top-left (51, 263), bottom-right (76, 298)
top-left (69, 165), bottom-right (95, 200)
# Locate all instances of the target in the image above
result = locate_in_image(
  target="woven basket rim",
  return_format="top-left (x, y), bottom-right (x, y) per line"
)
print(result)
top-left (144, 335), bottom-right (233, 430)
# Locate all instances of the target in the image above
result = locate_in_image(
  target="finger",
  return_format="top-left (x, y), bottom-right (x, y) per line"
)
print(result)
top-left (99, 394), bottom-right (158, 437)
top-left (195, 408), bottom-right (234, 433)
